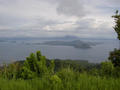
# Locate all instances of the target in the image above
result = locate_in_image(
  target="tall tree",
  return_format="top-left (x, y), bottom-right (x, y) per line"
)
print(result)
top-left (112, 10), bottom-right (120, 49)
top-left (108, 10), bottom-right (120, 67)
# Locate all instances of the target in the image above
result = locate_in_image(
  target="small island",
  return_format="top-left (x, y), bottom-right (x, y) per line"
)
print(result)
top-left (40, 40), bottom-right (99, 49)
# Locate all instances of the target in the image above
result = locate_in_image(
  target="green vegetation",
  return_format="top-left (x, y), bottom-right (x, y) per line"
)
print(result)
top-left (0, 51), bottom-right (119, 90)
top-left (109, 49), bottom-right (120, 67)
top-left (108, 11), bottom-right (120, 68)
top-left (0, 73), bottom-right (120, 90)
top-left (112, 10), bottom-right (120, 40)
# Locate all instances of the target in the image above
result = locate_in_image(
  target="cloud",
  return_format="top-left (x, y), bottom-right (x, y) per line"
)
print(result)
top-left (109, 0), bottom-right (120, 4)
top-left (43, 22), bottom-right (79, 31)
top-left (56, 0), bottom-right (86, 17)
top-left (0, 0), bottom-right (117, 39)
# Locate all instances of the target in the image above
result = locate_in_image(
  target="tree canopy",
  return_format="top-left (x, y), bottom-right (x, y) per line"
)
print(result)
top-left (112, 10), bottom-right (120, 40)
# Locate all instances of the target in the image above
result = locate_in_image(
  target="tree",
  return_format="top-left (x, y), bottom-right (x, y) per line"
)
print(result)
top-left (21, 53), bottom-right (38, 79)
top-left (21, 51), bottom-right (49, 79)
top-left (49, 60), bottom-right (55, 74)
top-left (108, 10), bottom-right (120, 67)
top-left (21, 51), bottom-right (55, 79)
top-left (112, 10), bottom-right (120, 49)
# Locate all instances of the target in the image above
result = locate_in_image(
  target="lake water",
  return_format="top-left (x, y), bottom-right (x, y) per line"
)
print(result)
top-left (0, 39), bottom-right (119, 63)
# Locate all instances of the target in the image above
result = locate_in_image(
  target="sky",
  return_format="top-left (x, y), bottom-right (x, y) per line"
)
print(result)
top-left (0, 0), bottom-right (120, 39)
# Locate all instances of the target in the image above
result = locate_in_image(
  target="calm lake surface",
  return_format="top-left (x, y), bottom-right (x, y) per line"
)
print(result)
top-left (0, 39), bottom-right (119, 63)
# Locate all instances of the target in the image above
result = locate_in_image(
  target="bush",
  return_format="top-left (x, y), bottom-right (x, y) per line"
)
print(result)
top-left (21, 51), bottom-right (55, 79)
top-left (100, 61), bottom-right (114, 77)
top-left (113, 66), bottom-right (120, 78)
top-left (108, 49), bottom-right (120, 67)
top-left (57, 68), bottom-right (75, 81)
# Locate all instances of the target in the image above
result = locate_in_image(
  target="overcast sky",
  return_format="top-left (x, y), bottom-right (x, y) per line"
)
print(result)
top-left (0, 0), bottom-right (120, 39)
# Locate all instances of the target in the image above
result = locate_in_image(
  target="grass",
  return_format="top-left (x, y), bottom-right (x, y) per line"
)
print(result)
top-left (0, 74), bottom-right (120, 90)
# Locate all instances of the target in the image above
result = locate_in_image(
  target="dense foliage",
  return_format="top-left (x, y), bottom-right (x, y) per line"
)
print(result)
top-left (108, 10), bottom-right (120, 67)
top-left (112, 10), bottom-right (120, 40)
top-left (0, 74), bottom-right (120, 90)
top-left (109, 49), bottom-right (120, 67)
top-left (0, 51), bottom-right (119, 90)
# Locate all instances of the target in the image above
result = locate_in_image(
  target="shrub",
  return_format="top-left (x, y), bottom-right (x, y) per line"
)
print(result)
top-left (57, 68), bottom-right (75, 81)
top-left (21, 51), bottom-right (55, 79)
top-left (108, 49), bottom-right (120, 67)
top-left (100, 61), bottom-right (114, 77)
